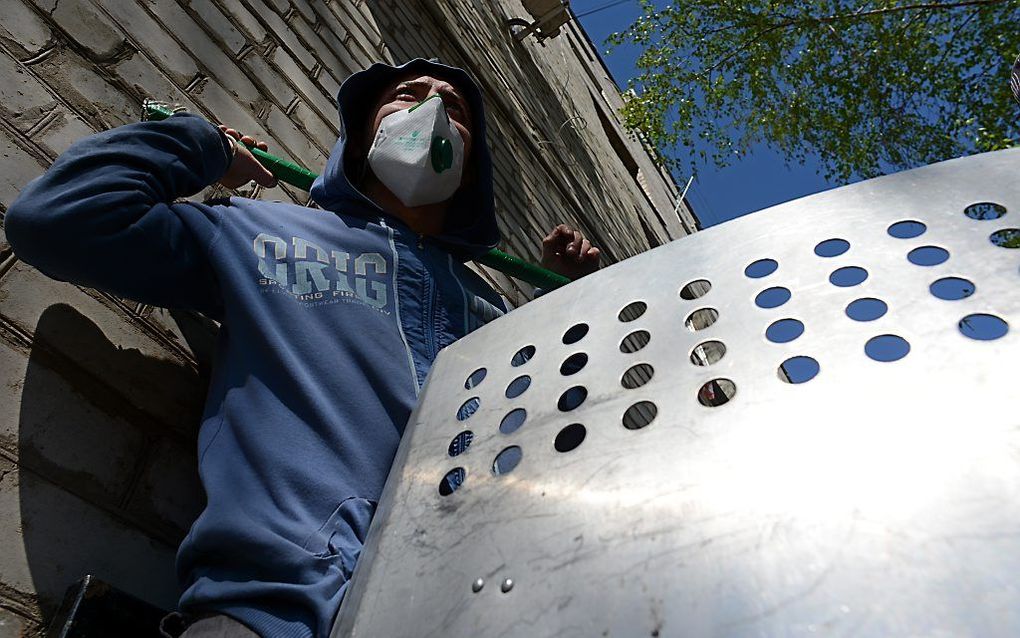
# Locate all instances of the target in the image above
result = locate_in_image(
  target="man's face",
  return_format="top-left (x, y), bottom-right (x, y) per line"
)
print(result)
top-left (366, 74), bottom-right (473, 164)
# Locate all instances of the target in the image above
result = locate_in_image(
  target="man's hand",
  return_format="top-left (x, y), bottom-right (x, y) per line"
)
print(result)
top-left (541, 224), bottom-right (601, 281)
top-left (217, 125), bottom-right (278, 190)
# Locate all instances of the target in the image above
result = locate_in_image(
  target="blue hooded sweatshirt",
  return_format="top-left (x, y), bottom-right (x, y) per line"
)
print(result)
top-left (5, 59), bottom-right (507, 638)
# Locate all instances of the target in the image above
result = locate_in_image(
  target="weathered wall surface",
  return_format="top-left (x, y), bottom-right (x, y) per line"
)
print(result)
top-left (0, 0), bottom-right (695, 634)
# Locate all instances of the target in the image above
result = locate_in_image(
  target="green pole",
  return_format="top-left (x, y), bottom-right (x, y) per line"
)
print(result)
top-left (143, 101), bottom-right (570, 290)
top-left (476, 249), bottom-right (569, 289)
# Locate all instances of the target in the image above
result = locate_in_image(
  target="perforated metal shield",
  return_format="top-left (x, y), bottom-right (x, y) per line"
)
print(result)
top-left (333, 150), bottom-right (1020, 637)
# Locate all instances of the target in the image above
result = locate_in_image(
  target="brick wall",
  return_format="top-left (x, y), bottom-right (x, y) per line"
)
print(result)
top-left (0, 1), bottom-right (695, 633)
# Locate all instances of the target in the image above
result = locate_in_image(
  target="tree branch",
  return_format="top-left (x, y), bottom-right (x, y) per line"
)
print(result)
top-left (813, 0), bottom-right (1009, 25)
top-left (705, 0), bottom-right (1010, 73)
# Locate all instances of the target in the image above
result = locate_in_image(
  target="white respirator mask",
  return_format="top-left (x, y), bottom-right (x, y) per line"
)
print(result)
top-left (366, 95), bottom-right (465, 207)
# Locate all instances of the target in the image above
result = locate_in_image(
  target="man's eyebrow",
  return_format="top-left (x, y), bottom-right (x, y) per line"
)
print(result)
top-left (395, 80), bottom-right (465, 103)
top-left (394, 80), bottom-right (424, 90)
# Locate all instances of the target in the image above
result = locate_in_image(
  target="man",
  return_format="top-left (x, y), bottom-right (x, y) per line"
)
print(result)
top-left (5, 58), bottom-right (598, 637)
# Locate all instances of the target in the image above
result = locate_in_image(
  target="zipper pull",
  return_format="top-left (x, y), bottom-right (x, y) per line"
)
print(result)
top-left (418, 234), bottom-right (425, 250)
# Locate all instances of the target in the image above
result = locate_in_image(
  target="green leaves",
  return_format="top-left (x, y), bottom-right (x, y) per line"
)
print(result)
top-left (609, 0), bottom-right (1020, 182)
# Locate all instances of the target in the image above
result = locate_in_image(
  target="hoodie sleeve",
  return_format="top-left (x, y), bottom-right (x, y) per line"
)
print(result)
top-left (4, 113), bottom-right (233, 317)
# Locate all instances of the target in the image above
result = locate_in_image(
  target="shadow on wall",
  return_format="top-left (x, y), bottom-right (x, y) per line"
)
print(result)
top-left (363, 1), bottom-right (621, 260)
top-left (16, 303), bottom-right (206, 626)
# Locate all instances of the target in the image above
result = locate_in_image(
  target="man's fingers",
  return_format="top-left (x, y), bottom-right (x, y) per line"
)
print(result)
top-left (543, 225), bottom-right (598, 267)
top-left (578, 239), bottom-right (591, 260)
top-left (239, 135), bottom-right (268, 150)
top-left (567, 229), bottom-right (583, 254)
top-left (220, 127), bottom-right (268, 151)
top-left (539, 222), bottom-right (602, 278)
top-left (543, 224), bottom-right (569, 246)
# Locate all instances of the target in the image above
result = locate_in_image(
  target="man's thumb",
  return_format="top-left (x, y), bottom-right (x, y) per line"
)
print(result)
top-left (254, 164), bottom-right (278, 188)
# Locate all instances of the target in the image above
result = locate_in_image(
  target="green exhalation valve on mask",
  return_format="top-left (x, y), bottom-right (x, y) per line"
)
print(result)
top-left (430, 136), bottom-right (454, 173)
top-left (142, 100), bottom-right (572, 291)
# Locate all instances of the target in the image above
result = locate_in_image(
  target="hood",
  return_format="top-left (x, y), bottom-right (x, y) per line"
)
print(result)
top-left (310, 58), bottom-right (500, 260)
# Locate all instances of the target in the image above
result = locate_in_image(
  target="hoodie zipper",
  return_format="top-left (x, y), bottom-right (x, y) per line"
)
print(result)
top-left (381, 220), bottom-right (441, 361)
top-left (423, 276), bottom-right (439, 359)
top-left (417, 233), bottom-right (440, 360)
top-left (383, 218), bottom-right (441, 373)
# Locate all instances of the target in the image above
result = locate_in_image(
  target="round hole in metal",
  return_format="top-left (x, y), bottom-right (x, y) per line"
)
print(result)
top-left (829, 266), bottom-right (868, 287)
top-left (690, 340), bottom-right (726, 366)
top-left (559, 352), bottom-right (588, 376)
top-left (907, 245), bottom-right (950, 266)
top-left (492, 446), bottom-right (522, 475)
top-left (618, 301), bottom-right (647, 322)
top-left (438, 467), bottom-right (465, 496)
top-left (959, 314), bottom-right (1009, 341)
top-left (846, 298), bottom-right (888, 321)
top-left (814, 238), bottom-right (850, 257)
top-left (964, 202), bottom-right (1006, 220)
top-left (744, 258), bottom-right (778, 278)
top-left (464, 368), bottom-right (487, 389)
top-left (930, 277), bottom-right (975, 300)
top-left (457, 397), bottom-right (480, 421)
top-left (505, 375), bottom-right (531, 399)
top-left (562, 323), bottom-right (589, 344)
top-left (779, 356), bottom-right (820, 383)
top-left (887, 220), bottom-right (927, 239)
top-left (621, 363), bottom-right (654, 389)
top-left (698, 379), bottom-right (736, 407)
top-left (679, 279), bottom-right (711, 300)
top-left (766, 318), bottom-right (805, 343)
top-left (755, 287), bottom-right (791, 308)
top-left (685, 307), bottom-right (719, 331)
top-left (499, 408), bottom-right (527, 434)
top-left (989, 229), bottom-right (1020, 249)
top-left (620, 330), bottom-right (651, 353)
top-left (622, 401), bottom-right (657, 429)
top-left (865, 334), bottom-right (910, 362)
top-left (558, 386), bottom-right (588, 412)
top-left (510, 345), bottom-right (535, 367)
top-left (554, 423), bottom-right (586, 453)
top-left (448, 431), bottom-right (474, 457)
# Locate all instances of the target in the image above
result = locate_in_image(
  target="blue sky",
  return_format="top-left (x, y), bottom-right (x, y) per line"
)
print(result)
top-left (575, 1), bottom-right (839, 227)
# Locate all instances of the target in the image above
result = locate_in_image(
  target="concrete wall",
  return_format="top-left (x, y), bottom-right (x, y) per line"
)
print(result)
top-left (0, 1), bottom-right (695, 634)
